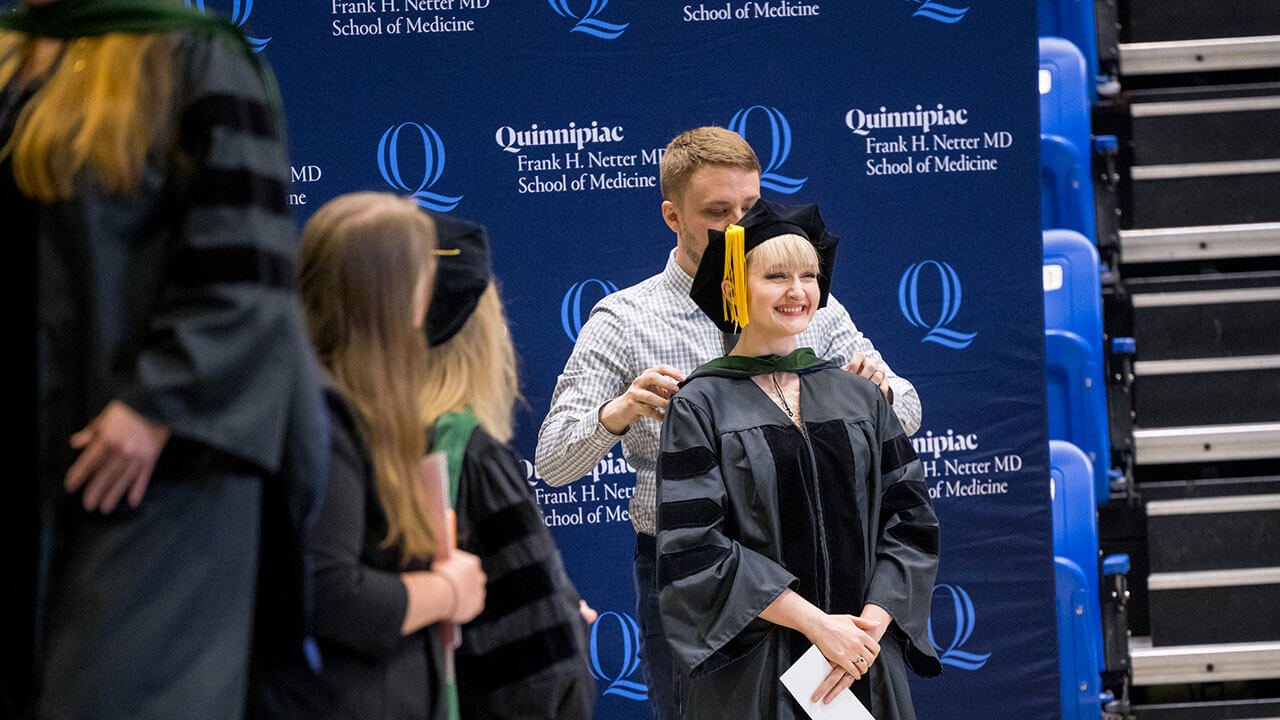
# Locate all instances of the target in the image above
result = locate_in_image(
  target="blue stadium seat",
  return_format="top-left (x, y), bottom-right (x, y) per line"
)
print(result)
top-left (1055, 556), bottom-right (1104, 720)
top-left (1044, 230), bottom-right (1110, 502)
top-left (1039, 37), bottom-right (1097, 241)
top-left (1038, 0), bottom-right (1100, 102)
top-left (1050, 439), bottom-right (1102, 670)
top-left (1053, 439), bottom-right (1131, 716)
top-left (1039, 37), bottom-right (1091, 150)
top-left (1041, 134), bottom-right (1094, 240)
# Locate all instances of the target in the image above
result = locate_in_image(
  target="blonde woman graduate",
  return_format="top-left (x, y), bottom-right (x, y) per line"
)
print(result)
top-left (250, 193), bottom-right (487, 720)
top-left (656, 199), bottom-right (942, 720)
top-left (421, 213), bottom-right (595, 720)
top-left (0, 2), bottom-right (327, 718)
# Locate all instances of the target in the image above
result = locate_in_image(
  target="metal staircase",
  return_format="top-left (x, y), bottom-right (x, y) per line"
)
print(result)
top-left (1093, 0), bottom-right (1280, 715)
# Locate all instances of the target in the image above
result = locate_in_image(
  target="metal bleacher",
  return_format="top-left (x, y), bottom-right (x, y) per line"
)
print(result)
top-left (1043, 0), bottom-right (1280, 717)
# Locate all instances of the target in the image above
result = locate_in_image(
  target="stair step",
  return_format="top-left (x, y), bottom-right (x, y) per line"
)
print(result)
top-left (1147, 494), bottom-right (1280, 572)
top-left (1147, 573), bottom-right (1280, 646)
top-left (1120, 36), bottom-right (1280, 75)
top-left (1134, 423), bottom-right (1280, 464)
top-left (1132, 357), bottom-right (1280, 427)
top-left (1130, 637), bottom-right (1280, 685)
top-left (1133, 697), bottom-right (1280, 719)
top-left (1131, 282), bottom-right (1280, 360)
top-left (1130, 94), bottom-right (1280, 166)
top-left (1128, 167), bottom-right (1280, 228)
top-left (1122, 223), bottom-right (1280, 262)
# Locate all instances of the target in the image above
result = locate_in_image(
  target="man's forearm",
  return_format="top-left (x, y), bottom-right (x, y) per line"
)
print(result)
top-left (535, 407), bottom-right (622, 487)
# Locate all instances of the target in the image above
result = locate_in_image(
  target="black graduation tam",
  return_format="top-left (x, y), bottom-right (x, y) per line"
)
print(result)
top-left (690, 198), bottom-right (839, 334)
top-left (426, 212), bottom-right (492, 347)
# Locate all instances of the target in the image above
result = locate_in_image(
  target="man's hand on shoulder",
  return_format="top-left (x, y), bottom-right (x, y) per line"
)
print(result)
top-left (844, 352), bottom-right (893, 402)
top-left (598, 365), bottom-right (686, 434)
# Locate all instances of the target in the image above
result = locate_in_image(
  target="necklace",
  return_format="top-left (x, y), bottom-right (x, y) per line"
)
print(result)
top-left (770, 372), bottom-right (795, 419)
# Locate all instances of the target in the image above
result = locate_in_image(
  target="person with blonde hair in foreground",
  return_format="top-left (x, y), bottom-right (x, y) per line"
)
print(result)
top-left (1, 1), bottom-right (327, 718)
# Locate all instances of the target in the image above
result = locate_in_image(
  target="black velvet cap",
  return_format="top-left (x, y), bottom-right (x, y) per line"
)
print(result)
top-left (690, 198), bottom-right (840, 333)
top-left (425, 212), bottom-right (491, 347)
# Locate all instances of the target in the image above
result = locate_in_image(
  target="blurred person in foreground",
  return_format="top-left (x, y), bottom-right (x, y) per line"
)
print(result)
top-left (0, 1), bottom-right (327, 718)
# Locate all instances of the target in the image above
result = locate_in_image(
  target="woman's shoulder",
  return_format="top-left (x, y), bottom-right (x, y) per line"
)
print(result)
top-left (165, 24), bottom-right (274, 105)
top-left (802, 365), bottom-right (889, 426)
top-left (672, 372), bottom-right (749, 410)
top-left (457, 425), bottom-right (528, 492)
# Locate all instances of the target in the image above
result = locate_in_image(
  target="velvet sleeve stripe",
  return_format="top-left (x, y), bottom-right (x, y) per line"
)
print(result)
top-left (881, 433), bottom-right (918, 475)
top-left (887, 522), bottom-right (940, 555)
top-left (658, 545), bottom-right (730, 588)
top-left (457, 622), bottom-right (582, 686)
top-left (658, 498), bottom-right (723, 531)
top-left (658, 446), bottom-right (718, 480)
top-left (476, 563), bottom-right (557, 621)
top-left (169, 245), bottom-right (295, 290)
top-left (469, 502), bottom-right (542, 556)
top-left (881, 480), bottom-right (930, 516)
top-left (181, 93), bottom-right (278, 149)
top-left (192, 167), bottom-right (289, 214)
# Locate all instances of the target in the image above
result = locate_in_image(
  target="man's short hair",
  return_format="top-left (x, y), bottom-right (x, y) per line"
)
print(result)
top-left (659, 126), bottom-right (761, 204)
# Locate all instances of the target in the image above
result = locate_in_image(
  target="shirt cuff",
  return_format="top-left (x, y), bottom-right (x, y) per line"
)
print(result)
top-left (592, 403), bottom-right (630, 440)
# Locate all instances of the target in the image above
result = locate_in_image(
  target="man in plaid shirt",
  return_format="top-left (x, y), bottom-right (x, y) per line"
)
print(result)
top-left (535, 126), bottom-right (921, 720)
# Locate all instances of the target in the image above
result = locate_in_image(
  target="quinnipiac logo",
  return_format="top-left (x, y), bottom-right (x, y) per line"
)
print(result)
top-left (561, 279), bottom-right (618, 342)
top-left (589, 611), bottom-right (647, 701)
top-left (547, 0), bottom-right (629, 39)
top-left (185, 0), bottom-right (270, 52)
top-left (927, 584), bottom-right (992, 670)
top-left (907, 0), bottom-right (969, 23)
top-left (897, 260), bottom-right (977, 349)
top-left (728, 106), bottom-right (807, 195)
top-left (377, 123), bottom-right (464, 213)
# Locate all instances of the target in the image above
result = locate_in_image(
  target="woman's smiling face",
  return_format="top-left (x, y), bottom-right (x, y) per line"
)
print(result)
top-left (738, 234), bottom-right (820, 340)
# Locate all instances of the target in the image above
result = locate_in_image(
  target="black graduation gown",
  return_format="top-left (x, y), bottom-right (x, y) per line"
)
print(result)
top-left (2, 19), bottom-right (327, 720)
top-left (656, 355), bottom-right (941, 720)
top-left (449, 425), bottom-right (596, 720)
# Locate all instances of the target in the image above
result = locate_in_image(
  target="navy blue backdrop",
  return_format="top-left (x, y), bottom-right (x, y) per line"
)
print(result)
top-left (219, 1), bottom-right (1054, 717)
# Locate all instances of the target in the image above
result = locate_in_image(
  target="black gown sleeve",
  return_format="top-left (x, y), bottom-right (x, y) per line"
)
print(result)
top-left (865, 395), bottom-right (943, 677)
top-left (116, 32), bottom-right (303, 475)
top-left (455, 430), bottom-right (595, 720)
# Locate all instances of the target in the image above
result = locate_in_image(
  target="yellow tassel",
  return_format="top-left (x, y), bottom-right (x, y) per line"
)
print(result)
top-left (723, 224), bottom-right (748, 329)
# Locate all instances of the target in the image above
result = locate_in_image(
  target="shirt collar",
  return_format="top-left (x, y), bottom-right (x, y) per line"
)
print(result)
top-left (662, 248), bottom-right (694, 296)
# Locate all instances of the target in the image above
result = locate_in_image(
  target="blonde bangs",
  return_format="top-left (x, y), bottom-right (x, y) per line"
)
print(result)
top-left (745, 233), bottom-right (820, 275)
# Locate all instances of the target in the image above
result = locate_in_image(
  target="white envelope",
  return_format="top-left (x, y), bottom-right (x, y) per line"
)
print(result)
top-left (780, 644), bottom-right (876, 720)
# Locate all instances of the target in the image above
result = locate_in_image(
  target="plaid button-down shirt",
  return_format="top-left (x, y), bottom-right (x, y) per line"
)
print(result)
top-left (535, 249), bottom-right (921, 535)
